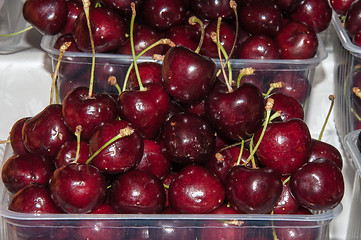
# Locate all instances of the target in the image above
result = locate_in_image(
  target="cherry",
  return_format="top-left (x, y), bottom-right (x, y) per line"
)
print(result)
top-left (49, 163), bottom-right (107, 213)
top-left (127, 62), bottom-right (163, 90)
top-left (225, 166), bottom-right (283, 214)
top-left (62, 87), bottom-right (118, 140)
top-left (290, 158), bottom-right (344, 210)
top-left (8, 184), bottom-right (62, 228)
top-left (309, 139), bottom-right (343, 169)
top-left (162, 46), bottom-right (216, 104)
top-left (238, 35), bottom-right (280, 60)
top-left (191, 0), bottom-right (234, 21)
top-left (268, 92), bottom-right (304, 121)
top-left (73, 6), bottom-right (129, 52)
top-left (168, 165), bottom-right (225, 213)
top-left (110, 169), bottom-right (166, 213)
top-left (141, 0), bottom-right (187, 31)
top-left (200, 20), bottom-right (237, 58)
top-left (290, 0), bottom-right (332, 33)
top-left (166, 24), bottom-right (201, 52)
top-left (274, 0), bottom-right (303, 13)
top-left (22, 0), bottom-right (68, 35)
top-left (276, 21), bottom-right (318, 59)
top-left (101, 0), bottom-right (144, 16)
top-left (205, 82), bottom-right (265, 141)
top-left (238, 0), bottom-right (283, 37)
top-left (118, 83), bottom-right (170, 139)
top-left (345, 0), bottom-right (361, 38)
top-left (88, 120), bottom-right (144, 174)
top-left (22, 104), bottom-right (74, 158)
top-left (54, 34), bottom-right (82, 52)
top-left (159, 112), bottom-right (216, 165)
top-left (273, 177), bottom-right (300, 214)
top-left (1, 153), bottom-right (55, 194)
top-left (254, 118), bottom-right (312, 175)
top-left (330, 0), bottom-right (356, 15)
top-left (61, 0), bottom-right (82, 35)
top-left (9, 117), bottom-right (30, 155)
top-left (117, 24), bottom-right (164, 56)
top-left (54, 140), bottom-right (90, 168)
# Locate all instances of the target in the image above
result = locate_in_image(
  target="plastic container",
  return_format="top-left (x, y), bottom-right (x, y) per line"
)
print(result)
top-left (0, 143), bottom-right (343, 240)
top-left (343, 130), bottom-right (361, 239)
top-left (0, 0), bottom-right (30, 54)
top-left (332, 12), bottom-right (361, 145)
top-left (40, 34), bottom-right (327, 111)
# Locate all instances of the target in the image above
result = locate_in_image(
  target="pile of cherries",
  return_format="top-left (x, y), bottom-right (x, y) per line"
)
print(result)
top-left (23, 0), bottom-right (332, 60)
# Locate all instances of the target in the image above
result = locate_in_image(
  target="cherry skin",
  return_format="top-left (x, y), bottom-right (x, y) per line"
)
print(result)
top-left (290, 0), bottom-right (332, 33)
top-left (110, 169), bottom-right (166, 213)
top-left (88, 120), bottom-right (144, 174)
top-left (61, 0), bottom-right (82, 34)
top-left (22, 104), bottom-right (74, 158)
top-left (54, 140), bottom-right (90, 168)
top-left (9, 117), bottom-right (30, 155)
top-left (166, 24), bottom-right (201, 52)
top-left (168, 165), bottom-right (225, 214)
top-left (159, 112), bottom-right (216, 165)
top-left (254, 118), bottom-right (312, 175)
top-left (118, 83), bottom-right (170, 139)
top-left (205, 82), bottom-right (265, 141)
top-left (22, 0), bottom-right (68, 35)
top-left (127, 62), bottom-right (163, 90)
top-left (73, 6), bottom-right (129, 53)
top-left (273, 177), bottom-right (300, 214)
top-left (162, 46), bottom-right (216, 104)
top-left (54, 34), bottom-right (82, 52)
top-left (309, 139), bottom-right (343, 169)
top-left (141, 0), bottom-right (187, 31)
top-left (191, 0), bottom-right (234, 21)
top-left (268, 92), bottom-right (304, 121)
top-left (290, 158), bottom-right (344, 210)
top-left (345, 0), bottom-right (361, 38)
top-left (101, 0), bottom-right (144, 16)
top-left (225, 166), bottom-right (283, 214)
top-left (1, 154), bottom-right (55, 194)
top-left (136, 139), bottom-right (172, 180)
top-left (330, 0), bottom-right (356, 15)
top-left (274, 0), bottom-right (303, 13)
top-left (276, 21), bottom-right (318, 59)
top-left (49, 163), bottom-right (107, 214)
top-left (238, 35), bottom-right (281, 60)
top-left (62, 87), bottom-right (119, 140)
top-left (238, 0), bottom-right (283, 37)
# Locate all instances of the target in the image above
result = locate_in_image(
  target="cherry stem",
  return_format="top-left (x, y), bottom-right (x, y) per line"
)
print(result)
top-left (243, 98), bottom-right (274, 166)
top-left (188, 16), bottom-right (205, 54)
top-left (0, 26), bottom-right (33, 37)
top-left (85, 126), bottom-right (135, 164)
top-left (0, 139), bottom-right (10, 144)
top-left (122, 38), bottom-right (175, 92)
top-left (108, 76), bottom-right (122, 94)
top-left (129, 3), bottom-right (145, 91)
top-left (228, 0), bottom-right (238, 60)
top-left (235, 139), bottom-right (245, 166)
top-left (215, 17), bottom-right (231, 92)
top-left (236, 68), bottom-right (255, 87)
top-left (50, 41), bottom-right (71, 104)
top-left (318, 95), bottom-right (335, 141)
top-left (82, 0), bottom-right (95, 98)
top-left (269, 111), bottom-right (282, 122)
top-left (74, 126), bottom-right (82, 164)
top-left (282, 176), bottom-right (291, 185)
top-left (264, 82), bottom-right (285, 98)
top-left (163, 184), bottom-right (169, 189)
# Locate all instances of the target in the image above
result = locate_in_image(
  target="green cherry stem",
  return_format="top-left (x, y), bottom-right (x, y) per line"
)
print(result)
top-left (74, 126), bottom-right (82, 164)
top-left (0, 26), bottom-right (33, 37)
top-left (82, 0), bottom-right (96, 98)
top-left (243, 98), bottom-right (274, 167)
top-left (263, 82), bottom-right (285, 98)
top-left (50, 41), bottom-right (71, 104)
top-left (188, 16), bottom-right (205, 54)
top-left (235, 139), bottom-right (245, 166)
top-left (228, 0), bottom-right (238, 59)
top-left (318, 95), bottom-right (335, 141)
top-left (108, 76), bottom-right (122, 95)
top-left (236, 68), bottom-right (255, 88)
top-left (85, 126), bottom-right (135, 164)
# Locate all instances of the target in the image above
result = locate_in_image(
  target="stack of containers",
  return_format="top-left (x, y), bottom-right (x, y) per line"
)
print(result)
top-left (332, 12), bottom-right (361, 145)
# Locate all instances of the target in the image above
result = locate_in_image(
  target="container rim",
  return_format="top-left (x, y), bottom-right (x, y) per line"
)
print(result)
top-left (0, 144), bottom-right (343, 222)
top-left (332, 11), bottom-right (361, 57)
top-left (40, 34), bottom-right (328, 67)
top-left (344, 130), bottom-right (361, 176)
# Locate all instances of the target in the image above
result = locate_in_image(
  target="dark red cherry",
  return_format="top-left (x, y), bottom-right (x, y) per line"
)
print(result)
top-left (22, 0), bottom-right (68, 35)
top-left (159, 112), bottom-right (216, 165)
top-left (309, 139), bottom-right (343, 169)
top-left (268, 92), bottom-right (304, 121)
top-left (73, 7), bottom-right (129, 52)
top-left (166, 24), bottom-right (201, 52)
top-left (127, 62), bottom-right (163, 90)
top-left (273, 177), bottom-right (300, 214)
top-left (54, 34), bottom-right (82, 52)
top-left (61, 0), bottom-right (82, 34)
top-left (191, 0), bottom-right (234, 21)
top-left (238, 35), bottom-right (280, 60)
top-left (168, 165), bottom-right (225, 214)
top-left (331, 0), bottom-right (356, 15)
top-left (101, 0), bottom-right (144, 16)
top-left (54, 140), bottom-right (90, 168)
top-left (9, 117), bottom-right (30, 155)
top-left (345, 0), bottom-right (361, 38)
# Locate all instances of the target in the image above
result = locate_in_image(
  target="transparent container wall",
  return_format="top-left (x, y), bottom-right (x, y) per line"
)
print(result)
top-left (0, 0), bottom-right (30, 54)
top-left (332, 13), bottom-right (361, 145)
top-left (344, 130), bottom-right (361, 239)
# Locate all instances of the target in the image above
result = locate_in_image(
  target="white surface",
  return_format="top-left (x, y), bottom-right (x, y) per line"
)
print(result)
top-left (0, 32), bottom-right (350, 239)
